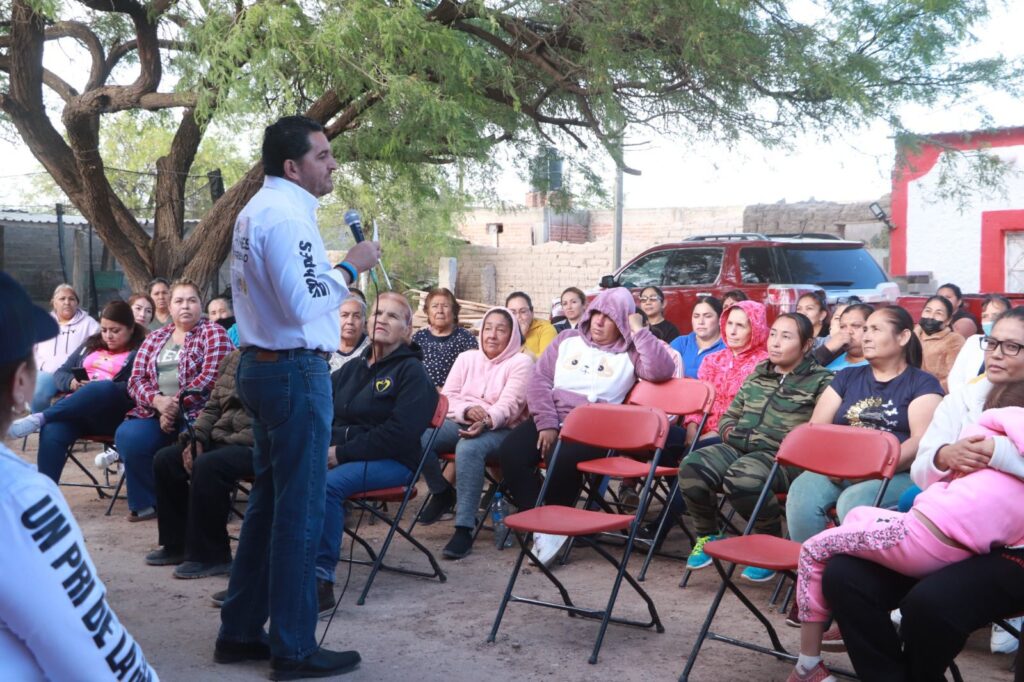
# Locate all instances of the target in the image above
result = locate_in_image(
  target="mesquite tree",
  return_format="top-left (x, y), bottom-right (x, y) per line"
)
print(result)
top-left (0, 0), bottom-right (1012, 289)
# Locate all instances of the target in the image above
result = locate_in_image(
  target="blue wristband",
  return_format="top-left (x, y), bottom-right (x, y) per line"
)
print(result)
top-left (336, 261), bottom-right (358, 282)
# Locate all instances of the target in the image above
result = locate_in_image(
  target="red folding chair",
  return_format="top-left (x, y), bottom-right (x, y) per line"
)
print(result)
top-left (341, 394), bottom-right (449, 605)
top-left (680, 423), bottom-right (900, 681)
top-left (568, 378), bottom-right (714, 580)
top-left (487, 403), bottom-right (670, 664)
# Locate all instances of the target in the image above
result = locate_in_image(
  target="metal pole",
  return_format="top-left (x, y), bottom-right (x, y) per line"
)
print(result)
top-left (56, 203), bottom-right (69, 283)
top-left (612, 139), bottom-right (624, 271)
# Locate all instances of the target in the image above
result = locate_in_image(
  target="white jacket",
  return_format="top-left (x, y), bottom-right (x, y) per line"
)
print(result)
top-left (946, 334), bottom-right (986, 397)
top-left (911, 376), bottom-right (1024, 489)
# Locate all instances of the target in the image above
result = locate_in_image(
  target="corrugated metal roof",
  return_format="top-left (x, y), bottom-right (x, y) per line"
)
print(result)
top-left (0, 210), bottom-right (91, 225)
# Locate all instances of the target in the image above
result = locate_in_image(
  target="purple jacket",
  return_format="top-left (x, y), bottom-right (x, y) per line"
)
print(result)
top-left (527, 287), bottom-right (676, 431)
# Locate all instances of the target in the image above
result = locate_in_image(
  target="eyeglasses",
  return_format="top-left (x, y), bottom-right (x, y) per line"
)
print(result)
top-left (980, 335), bottom-right (1023, 357)
top-left (638, 296), bottom-right (662, 303)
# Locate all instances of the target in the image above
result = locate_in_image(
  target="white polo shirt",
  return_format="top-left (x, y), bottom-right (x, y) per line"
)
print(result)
top-left (231, 176), bottom-right (349, 352)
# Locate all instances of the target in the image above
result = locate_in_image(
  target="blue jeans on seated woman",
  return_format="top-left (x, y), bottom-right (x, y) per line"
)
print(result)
top-left (115, 416), bottom-right (175, 512)
top-left (36, 380), bottom-right (134, 483)
top-left (785, 471), bottom-right (913, 543)
top-left (315, 459), bottom-right (413, 584)
top-left (31, 371), bottom-right (59, 413)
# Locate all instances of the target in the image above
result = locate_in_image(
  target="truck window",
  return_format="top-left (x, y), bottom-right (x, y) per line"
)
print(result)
top-left (663, 248), bottom-right (723, 286)
top-left (781, 246), bottom-right (887, 288)
top-left (739, 247), bottom-right (775, 284)
top-left (617, 250), bottom-right (672, 288)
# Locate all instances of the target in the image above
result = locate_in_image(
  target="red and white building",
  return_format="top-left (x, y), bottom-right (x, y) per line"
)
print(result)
top-left (890, 126), bottom-right (1024, 293)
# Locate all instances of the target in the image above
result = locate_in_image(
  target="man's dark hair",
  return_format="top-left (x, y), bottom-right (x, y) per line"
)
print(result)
top-left (263, 116), bottom-right (325, 177)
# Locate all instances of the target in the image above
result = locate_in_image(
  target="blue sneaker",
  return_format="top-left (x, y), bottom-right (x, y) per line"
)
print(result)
top-left (741, 565), bottom-right (777, 583)
top-left (686, 534), bottom-right (720, 570)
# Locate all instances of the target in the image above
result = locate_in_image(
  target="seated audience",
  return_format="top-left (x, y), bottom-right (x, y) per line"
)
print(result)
top-left (315, 293), bottom-right (437, 612)
top-left (947, 294), bottom-right (1012, 394)
top-left (7, 301), bottom-right (146, 483)
top-left (148, 349), bottom-right (252, 579)
top-left (31, 284), bottom-right (100, 412)
top-left (796, 292), bottom-right (846, 368)
top-left (0, 271), bottom-right (157, 681)
top-left (330, 296), bottom-right (370, 372)
top-left (721, 289), bottom-right (748, 308)
top-left (824, 303), bottom-right (873, 371)
top-left (129, 293), bottom-right (156, 328)
top-left (785, 306), bottom-right (943, 547)
top-left (415, 307), bottom-right (533, 559)
top-left (412, 287), bottom-right (477, 387)
top-left (670, 296), bottom-right (725, 380)
top-left (147, 277), bottom-right (172, 331)
top-left (118, 279), bottom-right (232, 521)
top-left (915, 295), bottom-right (965, 391)
top-left (681, 314), bottom-right (833, 580)
top-left (506, 291), bottom-right (557, 358)
top-left (495, 287), bottom-right (676, 566)
top-left (639, 286), bottom-right (680, 342)
top-left (553, 287), bottom-right (586, 333)
top-left (683, 300), bottom-right (770, 444)
top-left (207, 295), bottom-right (239, 346)
top-left (937, 282), bottom-right (979, 338)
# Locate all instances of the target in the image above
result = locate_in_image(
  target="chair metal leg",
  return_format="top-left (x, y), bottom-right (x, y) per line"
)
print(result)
top-left (104, 469), bottom-right (125, 516)
top-left (680, 562), bottom-right (734, 681)
top-left (488, 531), bottom-right (530, 644)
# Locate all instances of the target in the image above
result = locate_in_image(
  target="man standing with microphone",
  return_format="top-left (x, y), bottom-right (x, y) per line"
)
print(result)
top-left (216, 115), bottom-right (380, 679)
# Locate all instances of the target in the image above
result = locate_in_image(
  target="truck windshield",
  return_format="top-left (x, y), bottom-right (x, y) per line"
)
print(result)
top-left (782, 246), bottom-right (887, 289)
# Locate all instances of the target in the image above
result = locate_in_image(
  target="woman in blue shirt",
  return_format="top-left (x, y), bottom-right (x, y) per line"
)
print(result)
top-left (670, 296), bottom-right (725, 379)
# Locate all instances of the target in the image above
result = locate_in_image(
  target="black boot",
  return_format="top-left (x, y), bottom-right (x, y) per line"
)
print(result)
top-left (416, 485), bottom-right (456, 525)
top-left (442, 526), bottom-right (474, 559)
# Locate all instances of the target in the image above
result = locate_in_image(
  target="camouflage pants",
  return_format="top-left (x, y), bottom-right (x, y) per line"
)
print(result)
top-left (678, 443), bottom-right (795, 537)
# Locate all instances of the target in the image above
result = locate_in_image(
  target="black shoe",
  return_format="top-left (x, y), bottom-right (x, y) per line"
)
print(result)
top-left (145, 547), bottom-right (184, 566)
top-left (213, 638), bottom-right (271, 664)
top-left (317, 579), bottom-right (336, 616)
top-left (416, 486), bottom-right (455, 526)
top-left (211, 589), bottom-right (228, 607)
top-left (442, 527), bottom-right (474, 560)
top-left (270, 649), bottom-right (361, 680)
top-left (174, 560), bottom-right (232, 579)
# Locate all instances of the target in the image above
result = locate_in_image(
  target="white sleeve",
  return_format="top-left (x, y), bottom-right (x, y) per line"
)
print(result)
top-left (988, 436), bottom-right (1024, 479)
top-left (946, 338), bottom-right (981, 396)
top-left (910, 392), bottom-right (963, 489)
top-left (262, 221), bottom-right (348, 325)
top-left (0, 478), bottom-right (159, 681)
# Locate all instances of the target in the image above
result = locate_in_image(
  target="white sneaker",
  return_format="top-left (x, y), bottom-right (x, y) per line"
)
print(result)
top-left (94, 448), bottom-right (120, 468)
top-left (7, 414), bottom-right (42, 439)
top-left (991, 617), bottom-right (1023, 654)
top-left (890, 608), bottom-right (902, 629)
top-left (531, 533), bottom-right (568, 568)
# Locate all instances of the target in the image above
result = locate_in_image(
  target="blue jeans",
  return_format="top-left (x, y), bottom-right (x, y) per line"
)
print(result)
top-left (37, 381), bottom-right (134, 483)
top-left (785, 471), bottom-right (913, 542)
top-left (115, 417), bottom-right (174, 512)
top-left (420, 419), bottom-right (510, 529)
top-left (31, 371), bottom-right (58, 412)
top-left (219, 350), bottom-right (332, 661)
top-left (315, 459), bottom-right (413, 583)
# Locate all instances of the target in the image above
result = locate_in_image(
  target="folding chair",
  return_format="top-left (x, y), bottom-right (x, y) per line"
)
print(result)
top-left (341, 394), bottom-right (449, 605)
top-left (56, 434), bottom-right (125, 513)
top-left (568, 378), bottom-right (713, 580)
top-left (680, 423), bottom-right (900, 681)
top-left (488, 403), bottom-right (670, 664)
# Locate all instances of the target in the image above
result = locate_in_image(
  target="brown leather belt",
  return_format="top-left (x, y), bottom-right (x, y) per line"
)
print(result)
top-left (244, 347), bottom-right (331, 362)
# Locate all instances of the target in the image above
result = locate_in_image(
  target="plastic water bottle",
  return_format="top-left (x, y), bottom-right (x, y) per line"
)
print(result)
top-left (492, 492), bottom-right (514, 549)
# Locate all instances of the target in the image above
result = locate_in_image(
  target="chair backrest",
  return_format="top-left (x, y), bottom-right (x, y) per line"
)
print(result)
top-left (558, 403), bottom-right (670, 452)
top-left (626, 378), bottom-right (714, 419)
top-left (776, 423), bottom-right (900, 481)
top-left (429, 394), bottom-right (448, 430)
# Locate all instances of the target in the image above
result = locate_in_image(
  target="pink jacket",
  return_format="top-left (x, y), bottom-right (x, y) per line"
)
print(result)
top-left (442, 308), bottom-right (534, 430)
top-left (685, 300), bottom-right (770, 434)
top-left (913, 407), bottom-right (1024, 553)
top-left (528, 287), bottom-right (677, 432)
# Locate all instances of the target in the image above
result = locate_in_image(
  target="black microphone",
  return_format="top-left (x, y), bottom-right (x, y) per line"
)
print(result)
top-left (344, 209), bottom-right (365, 243)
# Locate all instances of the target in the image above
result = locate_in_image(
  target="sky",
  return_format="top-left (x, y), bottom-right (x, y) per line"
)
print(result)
top-left (1, 2), bottom-right (1021, 211)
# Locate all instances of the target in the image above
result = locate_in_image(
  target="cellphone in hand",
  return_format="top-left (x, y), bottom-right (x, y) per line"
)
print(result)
top-left (71, 367), bottom-right (90, 382)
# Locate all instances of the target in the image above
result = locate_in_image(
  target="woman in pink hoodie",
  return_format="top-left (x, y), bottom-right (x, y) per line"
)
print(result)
top-left (416, 308), bottom-right (534, 559)
top-left (495, 287), bottom-right (677, 566)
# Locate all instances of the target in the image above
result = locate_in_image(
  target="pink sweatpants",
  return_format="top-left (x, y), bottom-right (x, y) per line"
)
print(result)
top-left (796, 507), bottom-right (972, 623)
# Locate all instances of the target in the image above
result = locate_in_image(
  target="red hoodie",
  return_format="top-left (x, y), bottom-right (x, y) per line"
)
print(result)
top-left (685, 300), bottom-right (770, 435)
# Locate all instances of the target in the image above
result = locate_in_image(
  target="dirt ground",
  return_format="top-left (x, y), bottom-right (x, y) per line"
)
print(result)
top-left (16, 437), bottom-right (1015, 682)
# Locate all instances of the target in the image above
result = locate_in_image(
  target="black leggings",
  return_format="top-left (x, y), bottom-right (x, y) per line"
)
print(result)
top-left (495, 417), bottom-right (604, 510)
top-left (823, 550), bottom-right (1024, 682)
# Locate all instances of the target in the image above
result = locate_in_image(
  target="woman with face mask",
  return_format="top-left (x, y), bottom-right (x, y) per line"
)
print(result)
top-left (915, 295), bottom-right (965, 392)
top-left (945, 295), bottom-right (1013, 396)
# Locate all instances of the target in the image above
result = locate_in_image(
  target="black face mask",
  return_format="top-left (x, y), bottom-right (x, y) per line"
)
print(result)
top-left (919, 318), bottom-right (945, 335)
